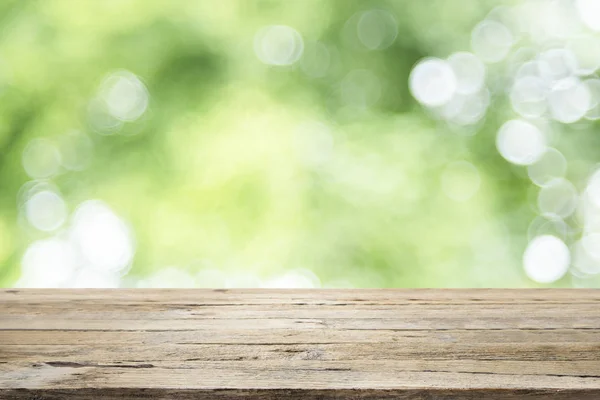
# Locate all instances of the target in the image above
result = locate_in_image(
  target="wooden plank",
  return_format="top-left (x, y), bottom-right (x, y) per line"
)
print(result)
top-left (1, 289), bottom-right (599, 399)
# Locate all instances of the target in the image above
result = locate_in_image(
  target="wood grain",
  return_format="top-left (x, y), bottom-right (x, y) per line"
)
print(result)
top-left (1, 289), bottom-right (599, 399)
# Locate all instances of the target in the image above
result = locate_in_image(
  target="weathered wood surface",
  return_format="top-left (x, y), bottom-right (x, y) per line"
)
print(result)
top-left (1, 289), bottom-right (599, 399)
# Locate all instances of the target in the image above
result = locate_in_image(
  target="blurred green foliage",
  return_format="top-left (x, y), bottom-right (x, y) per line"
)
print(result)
top-left (0, 0), bottom-right (587, 288)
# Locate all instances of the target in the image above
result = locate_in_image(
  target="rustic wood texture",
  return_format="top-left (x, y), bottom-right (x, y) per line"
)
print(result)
top-left (1, 289), bottom-right (599, 399)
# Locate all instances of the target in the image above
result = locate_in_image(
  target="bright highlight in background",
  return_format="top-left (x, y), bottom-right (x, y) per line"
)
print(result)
top-left (100, 71), bottom-right (149, 122)
top-left (70, 201), bottom-right (135, 274)
top-left (409, 58), bottom-right (457, 107)
top-left (496, 120), bottom-right (546, 166)
top-left (523, 235), bottom-right (570, 284)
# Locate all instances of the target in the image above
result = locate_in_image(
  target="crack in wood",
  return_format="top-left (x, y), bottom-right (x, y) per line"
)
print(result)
top-left (45, 362), bottom-right (154, 369)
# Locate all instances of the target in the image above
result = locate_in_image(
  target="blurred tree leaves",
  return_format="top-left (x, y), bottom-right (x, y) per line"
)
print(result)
top-left (0, 0), bottom-right (541, 288)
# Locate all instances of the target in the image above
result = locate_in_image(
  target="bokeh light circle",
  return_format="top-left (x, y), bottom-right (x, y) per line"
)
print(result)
top-left (548, 77), bottom-right (591, 124)
top-left (25, 190), bottom-right (67, 232)
top-left (496, 119), bottom-right (547, 166)
top-left (409, 58), bottom-right (457, 107)
top-left (447, 52), bottom-right (486, 95)
top-left (100, 70), bottom-right (149, 122)
top-left (523, 235), bottom-right (570, 283)
top-left (471, 20), bottom-right (513, 63)
top-left (537, 178), bottom-right (578, 218)
top-left (510, 76), bottom-right (547, 118)
top-left (254, 25), bottom-right (304, 66)
top-left (357, 10), bottom-right (398, 50)
top-left (70, 200), bottom-right (135, 274)
top-left (527, 148), bottom-right (567, 187)
top-left (22, 139), bottom-right (61, 179)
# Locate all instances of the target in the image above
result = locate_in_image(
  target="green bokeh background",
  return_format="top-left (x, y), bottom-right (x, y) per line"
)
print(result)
top-left (0, 0), bottom-right (594, 288)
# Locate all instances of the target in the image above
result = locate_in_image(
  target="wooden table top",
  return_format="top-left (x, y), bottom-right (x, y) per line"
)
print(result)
top-left (1, 289), bottom-right (599, 399)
